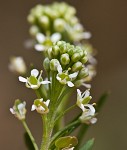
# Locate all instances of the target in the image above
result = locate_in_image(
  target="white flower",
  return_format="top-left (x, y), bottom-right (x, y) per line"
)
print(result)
top-left (77, 89), bottom-right (92, 111)
top-left (79, 105), bottom-right (97, 124)
top-left (31, 98), bottom-right (50, 114)
top-left (10, 100), bottom-right (26, 120)
top-left (35, 33), bottom-right (61, 51)
top-left (9, 56), bottom-right (27, 74)
top-left (19, 69), bottom-right (50, 89)
top-left (56, 67), bottom-right (78, 87)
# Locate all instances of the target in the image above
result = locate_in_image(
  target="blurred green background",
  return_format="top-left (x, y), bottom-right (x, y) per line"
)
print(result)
top-left (0, 0), bottom-right (127, 149)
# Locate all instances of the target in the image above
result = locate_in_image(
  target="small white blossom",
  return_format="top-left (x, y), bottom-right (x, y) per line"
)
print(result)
top-left (35, 33), bottom-right (61, 51)
top-left (79, 105), bottom-right (97, 124)
top-left (77, 89), bottom-right (92, 111)
top-left (31, 98), bottom-right (50, 114)
top-left (19, 69), bottom-right (50, 89)
top-left (56, 67), bottom-right (78, 87)
top-left (9, 56), bottom-right (27, 74)
top-left (10, 100), bottom-right (26, 120)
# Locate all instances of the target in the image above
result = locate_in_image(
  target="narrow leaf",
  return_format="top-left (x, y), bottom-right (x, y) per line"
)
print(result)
top-left (79, 138), bottom-right (94, 150)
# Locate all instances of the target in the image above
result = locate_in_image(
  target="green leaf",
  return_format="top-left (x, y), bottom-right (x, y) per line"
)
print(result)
top-left (79, 138), bottom-right (94, 150)
top-left (96, 92), bottom-right (110, 112)
top-left (24, 132), bottom-right (35, 150)
top-left (55, 136), bottom-right (78, 149)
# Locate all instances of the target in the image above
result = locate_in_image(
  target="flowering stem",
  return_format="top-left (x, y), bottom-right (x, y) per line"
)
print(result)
top-left (22, 120), bottom-right (39, 150)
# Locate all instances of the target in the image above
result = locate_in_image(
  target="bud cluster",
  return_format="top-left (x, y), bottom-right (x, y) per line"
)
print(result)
top-left (28, 2), bottom-right (90, 42)
top-left (43, 41), bottom-right (89, 83)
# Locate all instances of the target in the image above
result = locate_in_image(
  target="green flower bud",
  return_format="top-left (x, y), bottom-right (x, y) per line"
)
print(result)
top-left (29, 25), bottom-right (39, 36)
top-left (39, 15), bottom-right (49, 29)
top-left (57, 41), bottom-right (66, 47)
top-left (27, 14), bottom-right (35, 24)
top-left (78, 67), bottom-right (89, 78)
top-left (50, 59), bottom-right (60, 71)
top-left (52, 45), bottom-right (60, 56)
top-left (67, 48), bottom-right (74, 56)
top-left (59, 44), bottom-right (67, 54)
top-left (71, 53), bottom-right (81, 62)
top-left (43, 58), bottom-right (50, 71)
top-left (70, 16), bottom-right (78, 25)
top-left (47, 48), bottom-right (53, 59)
top-left (72, 61), bottom-right (82, 72)
top-left (81, 56), bottom-right (88, 64)
top-left (60, 53), bottom-right (70, 65)
top-left (54, 18), bottom-right (66, 32)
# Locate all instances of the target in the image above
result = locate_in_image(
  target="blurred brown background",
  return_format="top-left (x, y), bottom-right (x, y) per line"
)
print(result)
top-left (0, 0), bottom-right (127, 149)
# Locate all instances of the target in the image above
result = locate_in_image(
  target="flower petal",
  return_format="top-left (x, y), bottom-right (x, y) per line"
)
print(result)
top-left (36, 33), bottom-right (45, 43)
top-left (44, 99), bottom-right (50, 107)
top-left (35, 44), bottom-right (45, 51)
top-left (84, 104), bottom-right (95, 116)
top-left (82, 31), bottom-right (92, 39)
top-left (41, 81), bottom-right (51, 84)
top-left (51, 33), bottom-right (61, 42)
top-left (31, 69), bottom-right (39, 77)
top-left (90, 118), bottom-right (97, 124)
top-left (77, 89), bottom-right (82, 97)
top-left (69, 72), bottom-right (78, 79)
top-left (10, 108), bottom-right (15, 114)
top-left (19, 76), bottom-right (27, 82)
top-left (67, 81), bottom-right (74, 87)
top-left (31, 105), bottom-right (36, 111)
top-left (82, 83), bottom-right (91, 89)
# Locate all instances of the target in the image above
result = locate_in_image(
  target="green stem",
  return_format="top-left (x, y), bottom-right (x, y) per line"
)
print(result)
top-left (22, 120), bottom-right (39, 150)
top-left (40, 115), bottom-right (53, 150)
top-left (54, 104), bottom-right (76, 125)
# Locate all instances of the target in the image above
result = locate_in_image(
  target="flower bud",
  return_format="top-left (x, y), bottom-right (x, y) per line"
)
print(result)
top-left (10, 99), bottom-right (26, 120)
top-left (78, 67), bottom-right (89, 79)
top-left (57, 41), bottom-right (66, 47)
top-left (47, 48), bottom-right (53, 59)
top-left (81, 56), bottom-right (88, 64)
top-left (39, 15), bottom-right (49, 29)
top-left (60, 53), bottom-right (70, 65)
top-left (72, 61), bottom-right (82, 72)
top-left (29, 25), bottom-right (39, 36)
top-left (52, 45), bottom-right (60, 56)
top-left (50, 59), bottom-right (61, 71)
top-left (71, 53), bottom-right (81, 62)
top-left (54, 18), bottom-right (66, 32)
top-left (27, 14), bottom-right (35, 24)
top-left (9, 56), bottom-right (27, 75)
top-left (43, 57), bottom-right (50, 71)
top-left (59, 44), bottom-right (67, 54)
